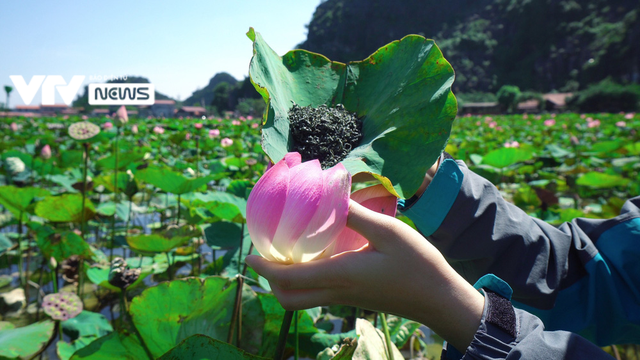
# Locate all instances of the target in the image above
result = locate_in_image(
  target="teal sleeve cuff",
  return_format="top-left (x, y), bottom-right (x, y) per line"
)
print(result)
top-left (474, 274), bottom-right (514, 300)
top-left (400, 158), bottom-right (464, 236)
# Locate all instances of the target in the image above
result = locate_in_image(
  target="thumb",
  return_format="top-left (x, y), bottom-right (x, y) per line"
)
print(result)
top-left (346, 199), bottom-right (401, 251)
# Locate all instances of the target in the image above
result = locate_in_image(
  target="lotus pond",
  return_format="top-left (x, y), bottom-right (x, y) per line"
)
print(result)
top-left (0, 111), bottom-right (638, 359)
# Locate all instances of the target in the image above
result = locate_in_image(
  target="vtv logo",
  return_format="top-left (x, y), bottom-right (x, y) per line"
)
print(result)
top-left (9, 75), bottom-right (85, 105)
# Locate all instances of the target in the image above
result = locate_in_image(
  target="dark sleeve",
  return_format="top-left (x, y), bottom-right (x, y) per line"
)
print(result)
top-left (442, 275), bottom-right (612, 360)
top-left (399, 157), bottom-right (640, 346)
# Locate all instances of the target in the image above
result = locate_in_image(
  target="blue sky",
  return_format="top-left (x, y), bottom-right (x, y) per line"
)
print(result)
top-left (0, 0), bottom-right (321, 106)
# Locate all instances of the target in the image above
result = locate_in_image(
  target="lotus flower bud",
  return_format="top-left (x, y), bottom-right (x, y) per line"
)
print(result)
top-left (247, 152), bottom-right (351, 263)
top-left (41, 144), bottom-right (52, 160)
top-left (221, 138), bottom-right (233, 147)
top-left (115, 105), bottom-right (129, 126)
top-left (131, 124), bottom-right (139, 134)
top-left (194, 123), bottom-right (203, 129)
top-left (209, 129), bottom-right (220, 138)
top-left (10, 122), bottom-right (18, 132)
top-left (5, 157), bottom-right (25, 174)
top-left (153, 126), bottom-right (165, 134)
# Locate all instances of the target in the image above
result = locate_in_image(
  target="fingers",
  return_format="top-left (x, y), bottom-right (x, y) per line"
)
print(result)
top-left (245, 254), bottom-right (350, 291)
top-left (270, 286), bottom-right (334, 310)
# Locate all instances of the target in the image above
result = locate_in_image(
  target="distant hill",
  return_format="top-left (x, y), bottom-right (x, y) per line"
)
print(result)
top-left (298, 0), bottom-right (640, 93)
top-left (182, 72), bottom-right (238, 106)
top-left (72, 75), bottom-right (174, 110)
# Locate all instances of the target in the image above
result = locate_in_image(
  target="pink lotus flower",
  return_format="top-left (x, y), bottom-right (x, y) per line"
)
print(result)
top-left (488, 121), bottom-right (497, 128)
top-left (484, 116), bottom-right (493, 123)
top-left (208, 129), bottom-right (220, 138)
top-left (523, 114), bottom-right (528, 119)
top-left (504, 141), bottom-right (520, 148)
top-left (475, 121), bottom-right (481, 126)
top-left (570, 135), bottom-right (579, 145)
top-left (625, 113), bottom-right (634, 119)
top-left (247, 116), bottom-right (254, 120)
top-left (580, 114), bottom-right (586, 119)
top-left (247, 152), bottom-right (351, 263)
top-left (221, 137), bottom-right (233, 147)
top-left (153, 126), bottom-right (165, 134)
top-left (616, 121), bottom-right (627, 127)
top-left (41, 145), bottom-right (52, 159)
top-left (239, 116), bottom-right (246, 121)
top-left (251, 123), bottom-right (259, 129)
top-left (82, 115), bottom-right (89, 120)
top-left (115, 105), bottom-right (128, 126)
top-left (185, 133), bottom-right (191, 140)
top-left (10, 122), bottom-right (18, 132)
top-left (544, 119), bottom-right (555, 127)
top-left (232, 120), bottom-right (241, 126)
top-left (587, 119), bottom-right (600, 128)
top-left (103, 122), bottom-right (113, 130)
top-left (194, 123), bottom-right (203, 129)
top-left (131, 124), bottom-right (138, 134)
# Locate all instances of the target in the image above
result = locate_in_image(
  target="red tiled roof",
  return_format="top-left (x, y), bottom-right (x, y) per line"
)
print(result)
top-left (92, 109), bottom-right (110, 114)
top-left (517, 99), bottom-right (540, 110)
top-left (16, 105), bottom-right (40, 110)
top-left (40, 104), bottom-right (69, 108)
top-left (180, 106), bottom-right (206, 113)
top-left (154, 100), bottom-right (176, 105)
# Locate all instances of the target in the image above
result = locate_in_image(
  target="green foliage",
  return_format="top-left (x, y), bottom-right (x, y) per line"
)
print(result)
top-left (0, 320), bottom-right (55, 359)
top-left (567, 78), bottom-right (640, 113)
top-left (157, 335), bottom-right (269, 360)
top-left (496, 85), bottom-right (521, 113)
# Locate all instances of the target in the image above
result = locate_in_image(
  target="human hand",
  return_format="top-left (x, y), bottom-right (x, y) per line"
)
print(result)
top-left (245, 198), bottom-right (484, 351)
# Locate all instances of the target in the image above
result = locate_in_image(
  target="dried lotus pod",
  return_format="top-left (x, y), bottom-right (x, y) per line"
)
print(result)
top-left (42, 292), bottom-right (83, 321)
top-left (61, 255), bottom-right (80, 283)
top-left (108, 258), bottom-right (141, 290)
top-left (68, 121), bottom-right (100, 141)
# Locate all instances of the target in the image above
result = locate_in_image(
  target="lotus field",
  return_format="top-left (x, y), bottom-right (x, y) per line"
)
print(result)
top-left (0, 110), bottom-right (638, 359)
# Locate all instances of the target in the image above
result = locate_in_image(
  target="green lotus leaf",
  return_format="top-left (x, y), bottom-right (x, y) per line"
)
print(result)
top-left (126, 225), bottom-right (200, 253)
top-left (62, 310), bottom-right (113, 341)
top-left (481, 147), bottom-right (534, 169)
top-left (248, 28), bottom-right (457, 199)
top-left (0, 320), bottom-right (55, 359)
top-left (203, 221), bottom-right (245, 250)
top-left (35, 194), bottom-right (96, 223)
top-left (69, 330), bottom-right (149, 360)
top-left (190, 191), bottom-right (247, 223)
top-left (36, 230), bottom-right (94, 262)
top-left (0, 186), bottom-right (50, 221)
top-left (158, 334), bottom-right (268, 360)
top-left (129, 277), bottom-right (264, 358)
top-left (576, 172), bottom-right (631, 189)
top-left (135, 166), bottom-right (215, 195)
top-left (95, 148), bottom-right (149, 170)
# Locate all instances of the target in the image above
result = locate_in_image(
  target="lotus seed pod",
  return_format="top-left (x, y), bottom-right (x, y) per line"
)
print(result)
top-left (68, 121), bottom-right (100, 141)
top-left (42, 292), bottom-right (83, 321)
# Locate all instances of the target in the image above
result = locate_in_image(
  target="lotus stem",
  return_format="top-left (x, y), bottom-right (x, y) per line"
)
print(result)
top-left (79, 143), bottom-right (89, 304)
top-left (380, 313), bottom-right (394, 360)
top-left (274, 310), bottom-right (294, 360)
top-left (195, 137), bottom-right (200, 178)
top-left (52, 264), bottom-right (58, 294)
top-left (24, 234), bottom-right (31, 306)
top-left (227, 242), bottom-right (254, 346)
top-left (110, 127), bottom-right (120, 262)
top-left (294, 310), bottom-right (299, 360)
top-left (176, 194), bottom-right (181, 225)
top-left (166, 252), bottom-right (173, 281)
top-left (237, 223), bottom-right (245, 274)
top-left (17, 211), bottom-right (24, 287)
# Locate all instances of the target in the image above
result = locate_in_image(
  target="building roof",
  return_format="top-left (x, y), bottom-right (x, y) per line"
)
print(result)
top-left (91, 109), bottom-right (110, 114)
top-left (461, 102), bottom-right (499, 108)
top-left (154, 100), bottom-right (176, 105)
top-left (40, 104), bottom-right (69, 108)
top-left (543, 93), bottom-right (572, 107)
top-left (15, 105), bottom-right (40, 110)
top-left (517, 99), bottom-right (540, 110)
top-left (180, 106), bottom-right (206, 113)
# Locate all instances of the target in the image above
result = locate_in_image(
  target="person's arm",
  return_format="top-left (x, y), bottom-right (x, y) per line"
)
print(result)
top-left (247, 199), bottom-right (613, 359)
top-left (400, 154), bottom-right (640, 346)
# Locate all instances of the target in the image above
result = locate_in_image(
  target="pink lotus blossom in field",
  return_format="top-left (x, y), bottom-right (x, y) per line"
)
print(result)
top-left (115, 105), bottom-right (128, 126)
top-left (153, 126), bottom-right (165, 134)
top-left (476, 121), bottom-right (481, 126)
top-left (544, 119), bottom-right (555, 127)
top-left (103, 122), bottom-right (113, 130)
top-left (185, 133), bottom-right (191, 140)
top-left (221, 138), bottom-right (233, 147)
top-left (562, 124), bottom-right (567, 129)
top-left (484, 116), bottom-right (493, 123)
top-left (580, 114), bottom-right (586, 119)
top-left (82, 115), bottom-right (89, 120)
top-left (535, 115), bottom-right (541, 120)
top-left (209, 129), bottom-right (220, 138)
top-left (63, 115), bottom-right (69, 120)
top-left (570, 135), bottom-right (580, 145)
top-left (239, 116), bottom-right (246, 121)
top-left (586, 117), bottom-right (593, 122)
top-left (496, 126), bottom-right (503, 131)
top-left (194, 123), bottom-right (203, 129)
top-left (251, 123), bottom-right (259, 129)
top-left (616, 121), bottom-right (627, 127)
top-left (523, 113), bottom-right (528, 119)
top-left (131, 124), bottom-right (138, 134)
top-left (10, 122), bottom-right (18, 132)
top-left (625, 113), bottom-right (635, 119)
top-left (587, 119), bottom-right (601, 128)
top-left (41, 145), bottom-right (52, 159)
top-left (217, 118), bottom-right (223, 123)
top-left (551, 113), bottom-right (556, 118)
top-left (247, 116), bottom-right (254, 120)
top-left (488, 121), bottom-right (497, 128)
top-left (504, 141), bottom-right (520, 148)
top-left (232, 120), bottom-right (241, 126)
